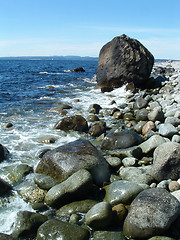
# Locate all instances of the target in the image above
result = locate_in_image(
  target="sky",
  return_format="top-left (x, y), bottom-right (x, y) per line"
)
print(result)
top-left (0, 0), bottom-right (180, 59)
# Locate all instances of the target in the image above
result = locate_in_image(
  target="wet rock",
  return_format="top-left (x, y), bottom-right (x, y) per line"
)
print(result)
top-left (99, 108), bottom-right (119, 116)
top-left (0, 144), bottom-right (9, 162)
top-left (148, 107), bottom-right (165, 122)
top-left (3, 123), bottom-right (13, 129)
top-left (0, 178), bottom-right (12, 196)
top-left (88, 121), bottom-right (106, 137)
top-left (71, 67), bottom-right (85, 72)
top-left (18, 185), bottom-right (47, 203)
top-left (93, 230), bottom-right (125, 240)
top-left (37, 219), bottom-right (89, 240)
top-left (85, 202), bottom-right (113, 229)
top-left (56, 199), bottom-right (98, 217)
top-left (139, 135), bottom-right (167, 154)
top-left (104, 180), bottom-right (144, 206)
top-left (44, 169), bottom-right (93, 207)
top-left (34, 174), bottom-right (60, 190)
top-left (54, 115), bottom-right (88, 132)
top-left (158, 123), bottom-right (178, 138)
top-left (96, 34), bottom-right (154, 91)
top-left (119, 166), bottom-right (153, 185)
top-left (88, 104), bottom-right (102, 114)
top-left (142, 121), bottom-right (156, 135)
top-left (148, 237), bottom-right (175, 240)
top-left (87, 114), bottom-right (100, 122)
top-left (152, 142), bottom-right (180, 182)
top-left (101, 130), bottom-right (142, 150)
top-left (123, 188), bottom-right (180, 239)
top-left (0, 164), bottom-right (33, 185)
top-left (123, 112), bottom-right (134, 121)
top-left (135, 108), bottom-right (149, 121)
top-left (113, 111), bottom-right (123, 119)
top-left (109, 146), bottom-right (143, 159)
top-left (11, 211), bottom-right (48, 238)
top-left (49, 104), bottom-right (72, 112)
top-left (134, 97), bottom-right (148, 109)
top-left (36, 139), bottom-right (110, 186)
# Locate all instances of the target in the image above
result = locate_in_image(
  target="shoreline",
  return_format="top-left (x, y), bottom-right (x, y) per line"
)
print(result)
top-left (0, 59), bottom-right (180, 239)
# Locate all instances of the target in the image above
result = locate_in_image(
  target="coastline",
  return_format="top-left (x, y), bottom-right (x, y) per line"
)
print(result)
top-left (0, 59), bottom-right (180, 239)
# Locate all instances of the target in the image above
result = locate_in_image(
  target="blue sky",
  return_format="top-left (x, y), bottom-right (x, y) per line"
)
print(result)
top-left (0, 0), bottom-right (180, 59)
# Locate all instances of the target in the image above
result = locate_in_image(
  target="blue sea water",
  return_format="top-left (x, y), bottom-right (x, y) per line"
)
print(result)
top-left (0, 59), bottom-right (128, 234)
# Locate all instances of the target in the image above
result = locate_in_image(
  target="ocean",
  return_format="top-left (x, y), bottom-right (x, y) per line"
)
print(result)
top-left (0, 59), bottom-right (128, 234)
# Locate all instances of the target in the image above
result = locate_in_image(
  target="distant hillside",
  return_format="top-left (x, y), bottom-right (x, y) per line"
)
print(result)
top-left (0, 56), bottom-right (98, 61)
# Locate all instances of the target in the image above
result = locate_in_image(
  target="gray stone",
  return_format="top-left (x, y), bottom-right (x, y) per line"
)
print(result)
top-left (101, 130), bottom-right (142, 150)
top-left (85, 202), bottom-right (113, 229)
top-left (56, 199), bottom-right (98, 217)
top-left (157, 179), bottom-right (171, 190)
top-left (148, 107), bottom-right (165, 122)
top-left (53, 115), bottom-right (88, 132)
top-left (34, 174), bottom-right (60, 190)
top-left (109, 146), bottom-right (143, 159)
top-left (44, 169), bottom-right (93, 207)
top-left (104, 180), bottom-right (144, 206)
top-left (88, 121), bottom-right (106, 137)
top-left (172, 135), bottom-right (180, 143)
top-left (93, 230), bottom-right (125, 240)
top-left (122, 157), bottom-right (137, 167)
top-left (158, 123), bottom-right (178, 138)
top-left (139, 135), bottom-right (167, 154)
top-left (171, 190), bottom-right (180, 202)
top-left (134, 97), bottom-right (148, 109)
top-left (165, 117), bottom-right (180, 127)
top-left (36, 139), bottom-right (110, 186)
top-left (134, 121), bottom-right (147, 134)
top-left (36, 219), bottom-right (89, 240)
top-left (11, 211), bottom-right (48, 238)
top-left (123, 188), bottom-right (180, 239)
top-left (152, 142), bottom-right (180, 182)
top-left (119, 166), bottom-right (154, 185)
top-left (88, 104), bottom-right (102, 114)
top-left (135, 108), bottom-right (149, 121)
top-left (165, 108), bottom-right (180, 118)
top-left (96, 34), bottom-right (154, 91)
top-left (105, 156), bottom-right (122, 169)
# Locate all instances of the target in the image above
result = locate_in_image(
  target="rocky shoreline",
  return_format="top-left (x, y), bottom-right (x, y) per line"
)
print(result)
top-left (1, 33), bottom-right (180, 240)
top-left (0, 59), bottom-right (179, 240)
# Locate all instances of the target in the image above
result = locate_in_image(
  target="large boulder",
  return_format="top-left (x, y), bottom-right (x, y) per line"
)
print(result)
top-left (36, 139), bottom-right (110, 186)
top-left (0, 144), bottom-right (9, 162)
top-left (123, 188), bottom-right (180, 239)
top-left (96, 34), bottom-right (154, 91)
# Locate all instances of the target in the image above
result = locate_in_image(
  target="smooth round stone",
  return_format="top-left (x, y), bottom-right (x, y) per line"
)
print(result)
top-left (36, 219), bottom-right (89, 240)
top-left (158, 123), bottom-right (178, 138)
top-left (105, 156), bottom-right (122, 169)
top-left (56, 199), bottom-right (98, 217)
top-left (87, 114), bottom-right (100, 122)
top-left (34, 174), bottom-right (60, 190)
top-left (169, 181), bottom-right (180, 192)
top-left (148, 107), bottom-right (164, 122)
top-left (165, 117), bottom-right (180, 127)
top-left (104, 180), bottom-right (144, 206)
top-left (122, 157), bottom-right (137, 167)
top-left (172, 135), bottom-right (180, 143)
top-left (135, 108), bottom-right (148, 121)
top-left (134, 121), bottom-right (146, 134)
top-left (85, 202), bottom-right (113, 229)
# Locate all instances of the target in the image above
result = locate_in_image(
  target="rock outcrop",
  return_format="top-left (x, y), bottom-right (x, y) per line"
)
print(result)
top-left (96, 34), bottom-right (154, 92)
